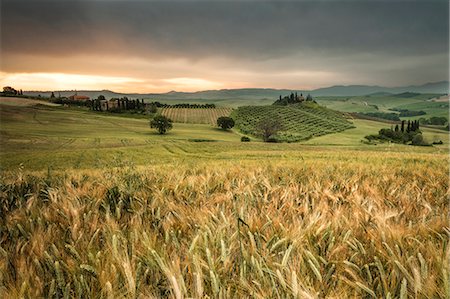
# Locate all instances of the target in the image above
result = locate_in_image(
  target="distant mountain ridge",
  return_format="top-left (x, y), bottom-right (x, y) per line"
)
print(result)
top-left (23, 81), bottom-right (449, 99)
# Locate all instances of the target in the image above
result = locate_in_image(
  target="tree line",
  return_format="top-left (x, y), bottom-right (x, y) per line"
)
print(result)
top-left (2, 86), bottom-right (24, 96)
top-left (365, 120), bottom-right (430, 146)
top-left (149, 102), bottom-right (216, 109)
top-left (273, 92), bottom-right (314, 106)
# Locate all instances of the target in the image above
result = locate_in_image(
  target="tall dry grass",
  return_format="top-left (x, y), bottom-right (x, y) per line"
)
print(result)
top-left (0, 151), bottom-right (448, 298)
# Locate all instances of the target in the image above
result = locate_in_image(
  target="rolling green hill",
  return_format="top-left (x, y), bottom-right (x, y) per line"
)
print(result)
top-left (231, 102), bottom-right (355, 142)
top-left (316, 93), bottom-right (447, 120)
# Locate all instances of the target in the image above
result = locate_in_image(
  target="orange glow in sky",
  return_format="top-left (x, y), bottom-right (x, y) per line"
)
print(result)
top-left (0, 72), bottom-right (227, 93)
top-left (0, 72), bottom-right (145, 92)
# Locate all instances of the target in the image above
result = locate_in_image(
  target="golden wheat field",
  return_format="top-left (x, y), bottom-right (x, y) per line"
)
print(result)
top-left (0, 149), bottom-right (448, 298)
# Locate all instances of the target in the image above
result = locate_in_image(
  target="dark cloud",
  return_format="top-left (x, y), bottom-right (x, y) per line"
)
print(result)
top-left (1, 0), bottom-right (448, 89)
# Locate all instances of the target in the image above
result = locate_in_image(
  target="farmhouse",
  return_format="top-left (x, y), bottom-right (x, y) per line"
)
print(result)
top-left (69, 92), bottom-right (90, 101)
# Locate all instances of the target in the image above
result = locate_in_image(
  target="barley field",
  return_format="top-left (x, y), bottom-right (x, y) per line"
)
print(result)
top-left (1, 149), bottom-right (448, 298)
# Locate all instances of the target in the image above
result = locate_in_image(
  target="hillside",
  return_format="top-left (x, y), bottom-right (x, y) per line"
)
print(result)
top-left (232, 102), bottom-right (354, 142)
top-left (312, 81), bottom-right (448, 96)
top-left (316, 93), bottom-right (448, 120)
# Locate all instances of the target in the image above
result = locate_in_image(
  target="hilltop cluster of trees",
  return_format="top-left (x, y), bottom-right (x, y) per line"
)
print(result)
top-left (108, 97), bottom-right (145, 112)
top-left (149, 102), bottom-right (216, 109)
top-left (365, 120), bottom-right (429, 146)
top-left (87, 96), bottom-right (147, 112)
top-left (2, 86), bottom-right (23, 96)
top-left (273, 92), bottom-right (313, 106)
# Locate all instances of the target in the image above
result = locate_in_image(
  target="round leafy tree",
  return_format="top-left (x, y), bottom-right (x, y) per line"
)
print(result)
top-left (150, 115), bottom-right (173, 134)
top-left (217, 116), bottom-right (235, 130)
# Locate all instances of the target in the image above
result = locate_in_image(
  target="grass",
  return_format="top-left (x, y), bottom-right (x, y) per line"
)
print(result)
top-left (394, 101), bottom-right (449, 120)
top-left (316, 93), bottom-right (445, 116)
top-left (0, 98), bottom-right (449, 298)
top-left (303, 119), bottom-right (449, 146)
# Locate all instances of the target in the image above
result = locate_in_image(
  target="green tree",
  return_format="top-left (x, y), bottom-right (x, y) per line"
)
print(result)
top-left (150, 115), bottom-right (173, 134)
top-left (147, 104), bottom-right (158, 114)
top-left (256, 118), bottom-right (284, 142)
top-left (217, 116), bottom-right (235, 130)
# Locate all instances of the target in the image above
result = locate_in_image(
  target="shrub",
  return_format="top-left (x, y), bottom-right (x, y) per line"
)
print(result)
top-left (240, 136), bottom-right (250, 142)
top-left (217, 116), bottom-right (235, 130)
top-left (411, 133), bottom-right (430, 146)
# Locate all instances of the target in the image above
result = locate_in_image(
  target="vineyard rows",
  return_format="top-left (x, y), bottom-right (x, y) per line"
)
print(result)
top-left (160, 107), bottom-right (233, 125)
top-left (232, 103), bottom-right (355, 142)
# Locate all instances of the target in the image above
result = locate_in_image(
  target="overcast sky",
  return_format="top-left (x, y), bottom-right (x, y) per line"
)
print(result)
top-left (1, 0), bottom-right (448, 92)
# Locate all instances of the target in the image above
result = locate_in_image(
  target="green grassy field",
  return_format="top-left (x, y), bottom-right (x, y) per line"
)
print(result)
top-left (304, 118), bottom-right (449, 146)
top-left (316, 93), bottom-right (446, 117)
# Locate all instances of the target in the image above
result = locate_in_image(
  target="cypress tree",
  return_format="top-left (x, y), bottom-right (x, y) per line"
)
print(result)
top-left (407, 120), bottom-right (411, 133)
top-left (401, 120), bottom-right (405, 132)
top-left (394, 124), bottom-right (399, 132)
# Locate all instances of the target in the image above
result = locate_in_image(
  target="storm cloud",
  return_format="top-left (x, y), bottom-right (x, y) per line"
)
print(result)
top-left (1, 0), bottom-right (448, 92)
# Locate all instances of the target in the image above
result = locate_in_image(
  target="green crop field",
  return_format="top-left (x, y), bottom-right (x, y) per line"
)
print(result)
top-left (232, 102), bottom-right (355, 142)
top-left (160, 107), bottom-right (233, 125)
top-left (1, 98), bottom-right (449, 298)
top-left (393, 101), bottom-right (449, 119)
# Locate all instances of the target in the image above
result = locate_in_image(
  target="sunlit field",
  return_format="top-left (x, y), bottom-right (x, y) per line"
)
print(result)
top-left (1, 151), bottom-right (448, 298)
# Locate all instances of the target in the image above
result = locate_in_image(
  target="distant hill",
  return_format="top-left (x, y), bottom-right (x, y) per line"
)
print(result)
top-left (392, 92), bottom-right (421, 98)
top-left (311, 81), bottom-right (449, 96)
top-left (23, 81), bottom-right (448, 100)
